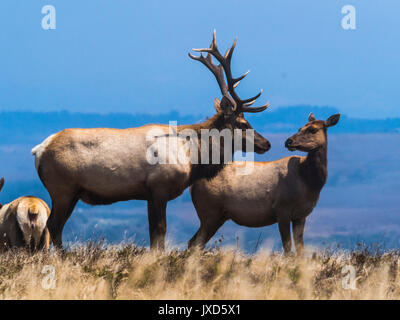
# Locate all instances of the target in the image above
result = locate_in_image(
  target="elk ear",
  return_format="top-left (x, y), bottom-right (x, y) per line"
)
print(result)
top-left (308, 112), bottom-right (316, 122)
top-left (214, 98), bottom-right (222, 113)
top-left (325, 114), bottom-right (340, 127)
top-left (0, 178), bottom-right (4, 192)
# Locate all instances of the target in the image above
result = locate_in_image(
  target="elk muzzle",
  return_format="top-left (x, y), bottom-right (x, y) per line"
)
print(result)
top-left (285, 137), bottom-right (297, 151)
top-left (254, 131), bottom-right (271, 154)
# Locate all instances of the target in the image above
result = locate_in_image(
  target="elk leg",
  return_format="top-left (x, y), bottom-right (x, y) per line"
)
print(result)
top-left (147, 198), bottom-right (167, 250)
top-left (47, 194), bottom-right (79, 249)
top-left (0, 233), bottom-right (8, 252)
top-left (37, 228), bottom-right (51, 252)
top-left (7, 227), bottom-right (25, 249)
top-left (292, 218), bottom-right (306, 256)
top-left (188, 217), bottom-right (225, 249)
top-left (278, 221), bottom-right (292, 255)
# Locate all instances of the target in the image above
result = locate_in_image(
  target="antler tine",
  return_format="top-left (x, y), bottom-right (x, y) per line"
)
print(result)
top-left (192, 48), bottom-right (213, 53)
top-left (212, 29), bottom-right (218, 50)
top-left (241, 102), bottom-right (270, 113)
top-left (188, 52), bottom-right (203, 61)
top-left (233, 70), bottom-right (249, 84)
top-left (224, 37), bottom-right (237, 61)
top-left (244, 100), bottom-right (256, 106)
top-left (192, 29), bottom-right (219, 54)
top-left (241, 89), bottom-right (263, 104)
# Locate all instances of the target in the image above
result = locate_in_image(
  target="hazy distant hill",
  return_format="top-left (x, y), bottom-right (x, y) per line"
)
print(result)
top-left (261, 106), bottom-right (400, 133)
top-left (1, 106), bottom-right (399, 145)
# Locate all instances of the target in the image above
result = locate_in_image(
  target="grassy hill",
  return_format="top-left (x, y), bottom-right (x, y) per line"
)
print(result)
top-left (0, 243), bottom-right (398, 300)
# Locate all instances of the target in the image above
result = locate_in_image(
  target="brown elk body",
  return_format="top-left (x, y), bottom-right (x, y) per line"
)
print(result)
top-left (0, 178), bottom-right (51, 251)
top-left (32, 31), bottom-right (271, 249)
top-left (189, 113), bottom-right (340, 254)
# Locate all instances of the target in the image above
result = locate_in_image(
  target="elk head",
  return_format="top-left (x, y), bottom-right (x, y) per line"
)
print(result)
top-left (285, 113), bottom-right (340, 152)
top-left (189, 30), bottom-right (271, 154)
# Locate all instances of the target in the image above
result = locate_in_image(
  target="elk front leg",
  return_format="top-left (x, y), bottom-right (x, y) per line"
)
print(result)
top-left (147, 198), bottom-right (167, 250)
top-left (278, 220), bottom-right (292, 255)
top-left (292, 218), bottom-right (306, 256)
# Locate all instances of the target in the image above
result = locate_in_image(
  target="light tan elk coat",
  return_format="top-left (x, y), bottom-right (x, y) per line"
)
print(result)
top-left (189, 113), bottom-right (340, 254)
top-left (32, 31), bottom-right (271, 249)
top-left (0, 178), bottom-right (51, 251)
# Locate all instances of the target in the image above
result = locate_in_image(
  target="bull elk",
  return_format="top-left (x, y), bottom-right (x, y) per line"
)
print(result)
top-left (31, 31), bottom-right (271, 249)
top-left (0, 178), bottom-right (51, 251)
top-left (189, 113), bottom-right (340, 255)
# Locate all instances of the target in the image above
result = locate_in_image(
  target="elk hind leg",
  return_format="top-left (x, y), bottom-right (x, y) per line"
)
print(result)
top-left (292, 218), bottom-right (306, 256)
top-left (48, 192), bottom-right (79, 249)
top-left (188, 214), bottom-right (225, 249)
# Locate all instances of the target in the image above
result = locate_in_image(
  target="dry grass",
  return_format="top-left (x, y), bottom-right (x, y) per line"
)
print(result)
top-left (0, 241), bottom-right (399, 300)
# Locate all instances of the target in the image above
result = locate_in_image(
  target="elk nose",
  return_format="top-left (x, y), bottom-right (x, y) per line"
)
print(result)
top-left (285, 138), bottom-right (293, 148)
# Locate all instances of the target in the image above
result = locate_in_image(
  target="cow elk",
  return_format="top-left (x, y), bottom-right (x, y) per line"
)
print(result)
top-left (189, 113), bottom-right (340, 255)
top-left (0, 178), bottom-right (51, 252)
top-left (31, 31), bottom-right (270, 250)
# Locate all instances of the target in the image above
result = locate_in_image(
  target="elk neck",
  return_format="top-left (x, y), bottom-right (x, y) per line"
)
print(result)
top-left (179, 113), bottom-right (229, 186)
top-left (299, 142), bottom-right (328, 193)
top-left (178, 113), bottom-right (227, 132)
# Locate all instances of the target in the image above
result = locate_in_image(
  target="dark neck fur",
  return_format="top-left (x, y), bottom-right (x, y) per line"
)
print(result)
top-left (300, 142), bottom-right (328, 193)
top-left (178, 113), bottom-right (226, 132)
top-left (179, 113), bottom-right (229, 186)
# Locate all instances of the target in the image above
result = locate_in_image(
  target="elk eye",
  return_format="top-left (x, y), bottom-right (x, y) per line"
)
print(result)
top-left (309, 127), bottom-right (318, 134)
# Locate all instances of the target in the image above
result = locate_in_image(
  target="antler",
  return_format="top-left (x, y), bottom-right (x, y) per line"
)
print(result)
top-left (188, 49), bottom-right (229, 99)
top-left (189, 30), bottom-right (269, 113)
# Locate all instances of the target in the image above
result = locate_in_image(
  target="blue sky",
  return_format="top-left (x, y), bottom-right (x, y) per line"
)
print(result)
top-left (0, 1), bottom-right (399, 119)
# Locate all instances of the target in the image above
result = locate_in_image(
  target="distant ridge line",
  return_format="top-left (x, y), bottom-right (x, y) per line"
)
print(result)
top-left (0, 106), bottom-right (399, 145)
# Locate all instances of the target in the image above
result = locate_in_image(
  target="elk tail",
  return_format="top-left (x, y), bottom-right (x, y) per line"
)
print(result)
top-left (31, 133), bottom-right (57, 171)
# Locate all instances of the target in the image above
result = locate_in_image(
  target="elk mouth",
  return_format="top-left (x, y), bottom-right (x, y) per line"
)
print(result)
top-left (285, 139), bottom-right (297, 151)
top-left (253, 137), bottom-right (271, 154)
top-left (255, 144), bottom-right (271, 154)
